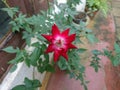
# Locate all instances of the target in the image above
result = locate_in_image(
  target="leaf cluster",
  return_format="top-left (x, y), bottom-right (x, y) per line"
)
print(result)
top-left (91, 50), bottom-right (102, 72)
top-left (86, 0), bottom-right (110, 16)
top-left (57, 48), bottom-right (88, 90)
top-left (103, 43), bottom-right (120, 66)
top-left (12, 77), bottom-right (41, 90)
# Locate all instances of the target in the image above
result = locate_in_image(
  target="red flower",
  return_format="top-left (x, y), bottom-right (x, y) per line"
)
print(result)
top-left (42, 24), bottom-right (77, 62)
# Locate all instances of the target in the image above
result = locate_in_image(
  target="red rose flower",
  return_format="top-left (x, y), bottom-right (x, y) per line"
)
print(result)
top-left (42, 24), bottom-right (77, 62)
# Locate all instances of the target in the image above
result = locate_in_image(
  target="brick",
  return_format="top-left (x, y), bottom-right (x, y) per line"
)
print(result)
top-left (116, 29), bottom-right (120, 41)
top-left (115, 17), bottom-right (120, 27)
top-left (112, 8), bottom-right (120, 17)
top-left (112, 1), bottom-right (120, 8)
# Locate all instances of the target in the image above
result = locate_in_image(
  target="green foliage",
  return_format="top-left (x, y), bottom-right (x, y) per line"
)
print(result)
top-left (2, 0), bottom-right (102, 90)
top-left (57, 49), bottom-right (88, 90)
top-left (91, 43), bottom-right (120, 68)
top-left (103, 43), bottom-right (120, 66)
top-left (12, 77), bottom-right (41, 90)
top-left (3, 46), bottom-right (18, 53)
top-left (2, 7), bottom-right (18, 18)
top-left (86, 0), bottom-right (110, 16)
top-left (87, 34), bottom-right (98, 43)
top-left (9, 64), bottom-right (17, 73)
top-left (91, 50), bottom-right (102, 72)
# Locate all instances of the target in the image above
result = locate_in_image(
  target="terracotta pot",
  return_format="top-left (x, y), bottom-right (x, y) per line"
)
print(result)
top-left (85, 7), bottom-right (99, 20)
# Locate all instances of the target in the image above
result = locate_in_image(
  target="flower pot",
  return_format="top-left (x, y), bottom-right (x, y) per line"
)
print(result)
top-left (73, 12), bottom-right (90, 26)
top-left (85, 6), bottom-right (99, 20)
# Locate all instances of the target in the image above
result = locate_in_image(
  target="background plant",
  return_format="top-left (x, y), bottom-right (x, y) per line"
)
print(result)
top-left (86, 0), bottom-right (110, 16)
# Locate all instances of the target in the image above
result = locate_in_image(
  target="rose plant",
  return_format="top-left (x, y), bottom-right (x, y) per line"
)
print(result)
top-left (1, 0), bottom-right (109, 90)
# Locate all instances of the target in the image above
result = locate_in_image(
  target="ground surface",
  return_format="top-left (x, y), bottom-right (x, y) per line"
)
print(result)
top-left (46, 1), bottom-right (120, 90)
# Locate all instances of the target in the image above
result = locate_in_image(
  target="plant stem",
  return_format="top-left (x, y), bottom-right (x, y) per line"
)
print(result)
top-left (47, 0), bottom-right (50, 9)
top-left (33, 67), bottom-right (35, 80)
top-left (2, 0), bottom-right (10, 8)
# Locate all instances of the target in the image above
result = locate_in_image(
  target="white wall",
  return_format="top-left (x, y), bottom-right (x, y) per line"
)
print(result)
top-left (0, 62), bottom-right (45, 90)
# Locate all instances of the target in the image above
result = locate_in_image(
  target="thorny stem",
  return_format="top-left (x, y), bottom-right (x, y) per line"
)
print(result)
top-left (2, 0), bottom-right (17, 19)
top-left (47, 0), bottom-right (50, 9)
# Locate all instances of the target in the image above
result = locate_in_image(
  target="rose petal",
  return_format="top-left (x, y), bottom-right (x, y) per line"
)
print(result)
top-left (52, 24), bottom-right (60, 36)
top-left (61, 52), bottom-right (68, 61)
top-left (45, 44), bottom-right (54, 53)
top-left (68, 44), bottom-right (77, 49)
top-left (67, 34), bottom-right (76, 43)
top-left (54, 51), bottom-right (61, 62)
top-left (61, 28), bottom-right (70, 37)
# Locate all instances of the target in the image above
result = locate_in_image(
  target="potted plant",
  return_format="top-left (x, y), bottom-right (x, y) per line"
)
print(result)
top-left (85, 0), bottom-right (109, 19)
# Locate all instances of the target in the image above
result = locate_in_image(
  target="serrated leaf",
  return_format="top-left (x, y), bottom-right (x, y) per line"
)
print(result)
top-left (8, 51), bottom-right (24, 64)
top-left (46, 64), bottom-right (55, 72)
top-left (37, 66), bottom-right (45, 73)
top-left (87, 34), bottom-right (98, 43)
top-left (32, 79), bottom-right (41, 88)
top-left (31, 42), bottom-right (40, 47)
top-left (24, 58), bottom-right (31, 67)
top-left (114, 43), bottom-right (120, 53)
top-left (44, 54), bottom-right (49, 61)
top-left (37, 34), bottom-right (46, 41)
top-left (12, 85), bottom-right (26, 90)
top-left (9, 64), bottom-right (17, 72)
top-left (30, 48), bottom-right (41, 66)
top-left (3, 46), bottom-right (18, 53)
top-left (92, 50), bottom-right (102, 55)
top-left (24, 78), bottom-right (32, 88)
top-left (57, 58), bottom-right (67, 70)
top-left (77, 48), bottom-right (87, 53)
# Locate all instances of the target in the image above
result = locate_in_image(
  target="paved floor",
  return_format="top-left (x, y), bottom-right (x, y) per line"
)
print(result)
top-left (45, 1), bottom-right (120, 90)
top-left (111, 0), bottom-right (120, 40)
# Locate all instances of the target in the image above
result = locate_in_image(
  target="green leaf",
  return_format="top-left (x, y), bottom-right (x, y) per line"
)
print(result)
top-left (2, 7), bottom-right (18, 18)
top-left (12, 78), bottom-right (40, 90)
top-left (30, 48), bottom-right (41, 66)
top-left (77, 48), bottom-right (87, 53)
top-left (32, 42), bottom-right (41, 48)
top-left (92, 50), bottom-right (102, 55)
top-left (24, 58), bottom-right (31, 67)
top-left (103, 49), bottom-right (112, 57)
top-left (87, 34), bottom-right (98, 43)
top-left (8, 51), bottom-right (24, 64)
top-left (44, 54), bottom-right (49, 61)
top-left (37, 66), bottom-right (45, 73)
top-left (69, 72), bottom-right (75, 79)
top-left (3, 46), bottom-right (18, 53)
top-left (79, 66), bottom-right (85, 73)
top-left (46, 64), bottom-right (55, 72)
top-left (57, 58), bottom-right (67, 70)
top-left (41, 44), bottom-right (47, 52)
top-left (12, 85), bottom-right (26, 90)
top-left (24, 78), bottom-right (32, 88)
top-left (114, 43), bottom-right (120, 53)
top-left (75, 36), bottom-right (82, 44)
top-left (113, 59), bottom-right (119, 66)
top-left (9, 64), bottom-right (17, 72)
top-left (32, 79), bottom-right (41, 88)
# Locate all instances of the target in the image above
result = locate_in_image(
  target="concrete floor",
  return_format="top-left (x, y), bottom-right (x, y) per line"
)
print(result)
top-left (43, 1), bottom-right (120, 90)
